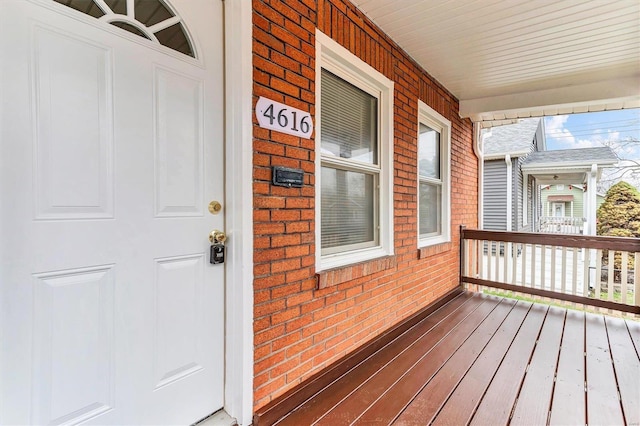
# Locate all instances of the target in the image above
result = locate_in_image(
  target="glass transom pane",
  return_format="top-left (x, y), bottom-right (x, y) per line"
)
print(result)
top-left (419, 182), bottom-right (442, 236)
top-left (135, 0), bottom-right (174, 27)
top-left (321, 167), bottom-right (375, 250)
top-left (54, 0), bottom-right (105, 18)
top-left (103, 0), bottom-right (126, 15)
top-left (321, 69), bottom-right (378, 164)
top-left (110, 21), bottom-right (151, 39)
top-left (155, 23), bottom-right (194, 57)
top-left (419, 123), bottom-right (440, 179)
top-left (54, 0), bottom-right (196, 58)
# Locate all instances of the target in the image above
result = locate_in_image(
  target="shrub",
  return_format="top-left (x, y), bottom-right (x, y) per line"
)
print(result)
top-left (596, 181), bottom-right (639, 272)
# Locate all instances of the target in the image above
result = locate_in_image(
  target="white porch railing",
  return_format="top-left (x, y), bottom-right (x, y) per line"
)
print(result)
top-left (460, 228), bottom-right (640, 315)
top-left (537, 216), bottom-right (585, 234)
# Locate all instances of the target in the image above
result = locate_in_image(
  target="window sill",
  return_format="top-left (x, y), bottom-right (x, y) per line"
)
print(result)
top-left (418, 242), bottom-right (452, 259)
top-left (316, 255), bottom-right (397, 289)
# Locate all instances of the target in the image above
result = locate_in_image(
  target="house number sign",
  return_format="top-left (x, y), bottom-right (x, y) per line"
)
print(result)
top-left (256, 97), bottom-right (313, 139)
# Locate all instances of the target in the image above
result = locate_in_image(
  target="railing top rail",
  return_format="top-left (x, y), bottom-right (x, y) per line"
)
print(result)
top-left (462, 228), bottom-right (640, 252)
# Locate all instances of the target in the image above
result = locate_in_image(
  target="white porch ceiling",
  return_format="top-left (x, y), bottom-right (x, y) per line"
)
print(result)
top-left (350, 0), bottom-right (640, 126)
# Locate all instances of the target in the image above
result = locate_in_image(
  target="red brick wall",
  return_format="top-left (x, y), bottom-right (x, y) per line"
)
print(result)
top-left (252, 0), bottom-right (477, 410)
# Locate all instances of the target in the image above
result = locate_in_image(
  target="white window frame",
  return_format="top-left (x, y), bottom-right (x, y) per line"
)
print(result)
top-left (417, 100), bottom-right (451, 248)
top-left (315, 30), bottom-right (394, 271)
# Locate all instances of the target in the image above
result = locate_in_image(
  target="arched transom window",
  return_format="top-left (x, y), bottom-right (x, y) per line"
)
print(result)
top-left (54, 0), bottom-right (195, 57)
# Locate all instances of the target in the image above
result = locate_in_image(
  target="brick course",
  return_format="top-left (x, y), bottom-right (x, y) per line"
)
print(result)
top-left (252, 0), bottom-right (477, 410)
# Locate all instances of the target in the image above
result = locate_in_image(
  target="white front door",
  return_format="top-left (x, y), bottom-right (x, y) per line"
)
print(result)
top-left (0, 1), bottom-right (225, 424)
top-left (553, 202), bottom-right (565, 217)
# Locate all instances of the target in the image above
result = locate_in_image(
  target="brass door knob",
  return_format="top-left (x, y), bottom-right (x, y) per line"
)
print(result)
top-left (209, 230), bottom-right (227, 244)
top-left (208, 200), bottom-right (222, 214)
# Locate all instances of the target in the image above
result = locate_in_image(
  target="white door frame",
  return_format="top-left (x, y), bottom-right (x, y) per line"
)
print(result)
top-left (223, 2), bottom-right (254, 424)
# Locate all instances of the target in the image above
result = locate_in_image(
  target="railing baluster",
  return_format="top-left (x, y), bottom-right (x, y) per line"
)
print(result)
top-left (471, 240), bottom-right (479, 277)
top-left (582, 248), bottom-right (589, 298)
top-left (478, 240), bottom-right (484, 280)
top-left (621, 252), bottom-right (628, 306)
top-left (541, 245), bottom-right (547, 292)
top-left (495, 241), bottom-right (501, 282)
top-left (462, 239), bottom-right (468, 278)
top-left (487, 241), bottom-right (493, 282)
top-left (551, 245), bottom-right (557, 292)
top-left (595, 250), bottom-right (602, 301)
top-left (635, 252), bottom-right (639, 308)
top-left (504, 242), bottom-right (511, 284)
top-left (561, 247), bottom-right (567, 295)
top-left (571, 248), bottom-right (579, 306)
top-left (608, 252), bottom-right (615, 307)
top-left (530, 244), bottom-right (536, 290)
top-left (521, 243), bottom-right (527, 288)
top-left (512, 243), bottom-right (518, 284)
top-left (467, 239), bottom-right (472, 280)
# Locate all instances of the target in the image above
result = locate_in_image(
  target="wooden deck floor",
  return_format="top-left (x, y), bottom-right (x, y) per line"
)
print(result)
top-left (272, 291), bottom-right (640, 425)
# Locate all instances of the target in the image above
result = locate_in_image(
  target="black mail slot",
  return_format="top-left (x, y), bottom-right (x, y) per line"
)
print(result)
top-left (272, 166), bottom-right (304, 188)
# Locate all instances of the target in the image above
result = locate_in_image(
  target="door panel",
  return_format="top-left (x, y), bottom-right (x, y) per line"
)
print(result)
top-left (33, 27), bottom-right (114, 219)
top-left (154, 67), bottom-right (204, 217)
top-left (0, 1), bottom-right (224, 424)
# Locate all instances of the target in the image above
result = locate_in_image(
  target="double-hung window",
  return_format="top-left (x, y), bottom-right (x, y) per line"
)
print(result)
top-left (418, 100), bottom-right (451, 247)
top-left (316, 31), bottom-right (394, 271)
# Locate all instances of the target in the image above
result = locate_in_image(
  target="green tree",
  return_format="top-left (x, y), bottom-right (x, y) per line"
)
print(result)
top-left (596, 181), bottom-right (640, 238)
top-left (596, 181), bottom-right (640, 275)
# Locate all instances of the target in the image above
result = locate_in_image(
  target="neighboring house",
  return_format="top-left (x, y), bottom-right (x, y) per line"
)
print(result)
top-left (0, 1), bottom-right (636, 425)
top-left (481, 118), bottom-right (545, 232)
top-left (522, 147), bottom-right (618, 235)
top-left (482, 119), bottom-right (617, 235)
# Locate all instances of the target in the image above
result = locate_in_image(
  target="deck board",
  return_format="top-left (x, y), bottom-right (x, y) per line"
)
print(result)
top-left (548, 310), bottom-right (586, 425)
top-left (628, 318), bottom-right (640, 356)
top-left (605, 316), bottom-right (640, 425)
top-left (469, 303), bottom-right (548, 426)
top-left (585, 313), bottom-right (625, 426)
top-left (318, 298), bottom-right (500, 426)
top-left (314, 293), bottom-right (498, 425)
top-left (276, 292), bottom-right (474, 425)
top-left (394, 298), bottom-right (526, 426)
top-left (429, 301), bottom-right (532, 426)
top-left (259, 292), bottom-right (640, 426)
top-left (510, 306), bottom-right (566, 425)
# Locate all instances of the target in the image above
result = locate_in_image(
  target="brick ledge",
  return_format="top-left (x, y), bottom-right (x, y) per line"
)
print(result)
top-left (316, 255), bottom-right (397, 289)
top-left (418, 242), bottom-right (452, 259)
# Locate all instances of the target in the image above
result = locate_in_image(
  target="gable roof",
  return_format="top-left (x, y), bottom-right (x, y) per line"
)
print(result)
top-left (482, 118), bottom-right (541, 157)
top-left (522, 146), bottom-right (618, 168)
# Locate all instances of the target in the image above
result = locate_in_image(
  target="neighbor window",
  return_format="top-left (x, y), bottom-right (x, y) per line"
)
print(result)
top-left (316, 31), bottom-right (394, 271)
top-left (418, 100), bottom-right (450, 247)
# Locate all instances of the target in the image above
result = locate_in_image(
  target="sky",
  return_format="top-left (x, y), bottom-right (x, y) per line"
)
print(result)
top-left (543, 108), bottom-right (640, 190)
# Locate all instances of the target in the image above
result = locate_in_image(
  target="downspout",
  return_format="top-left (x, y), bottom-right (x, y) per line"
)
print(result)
top-left (473, 122), bottom-right (484, 229)
top-left (505, 154), bottom-right (512, 231)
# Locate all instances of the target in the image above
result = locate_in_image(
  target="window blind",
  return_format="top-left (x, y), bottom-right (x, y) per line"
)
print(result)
top-left (320, 69), bottom-right (377, 164)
